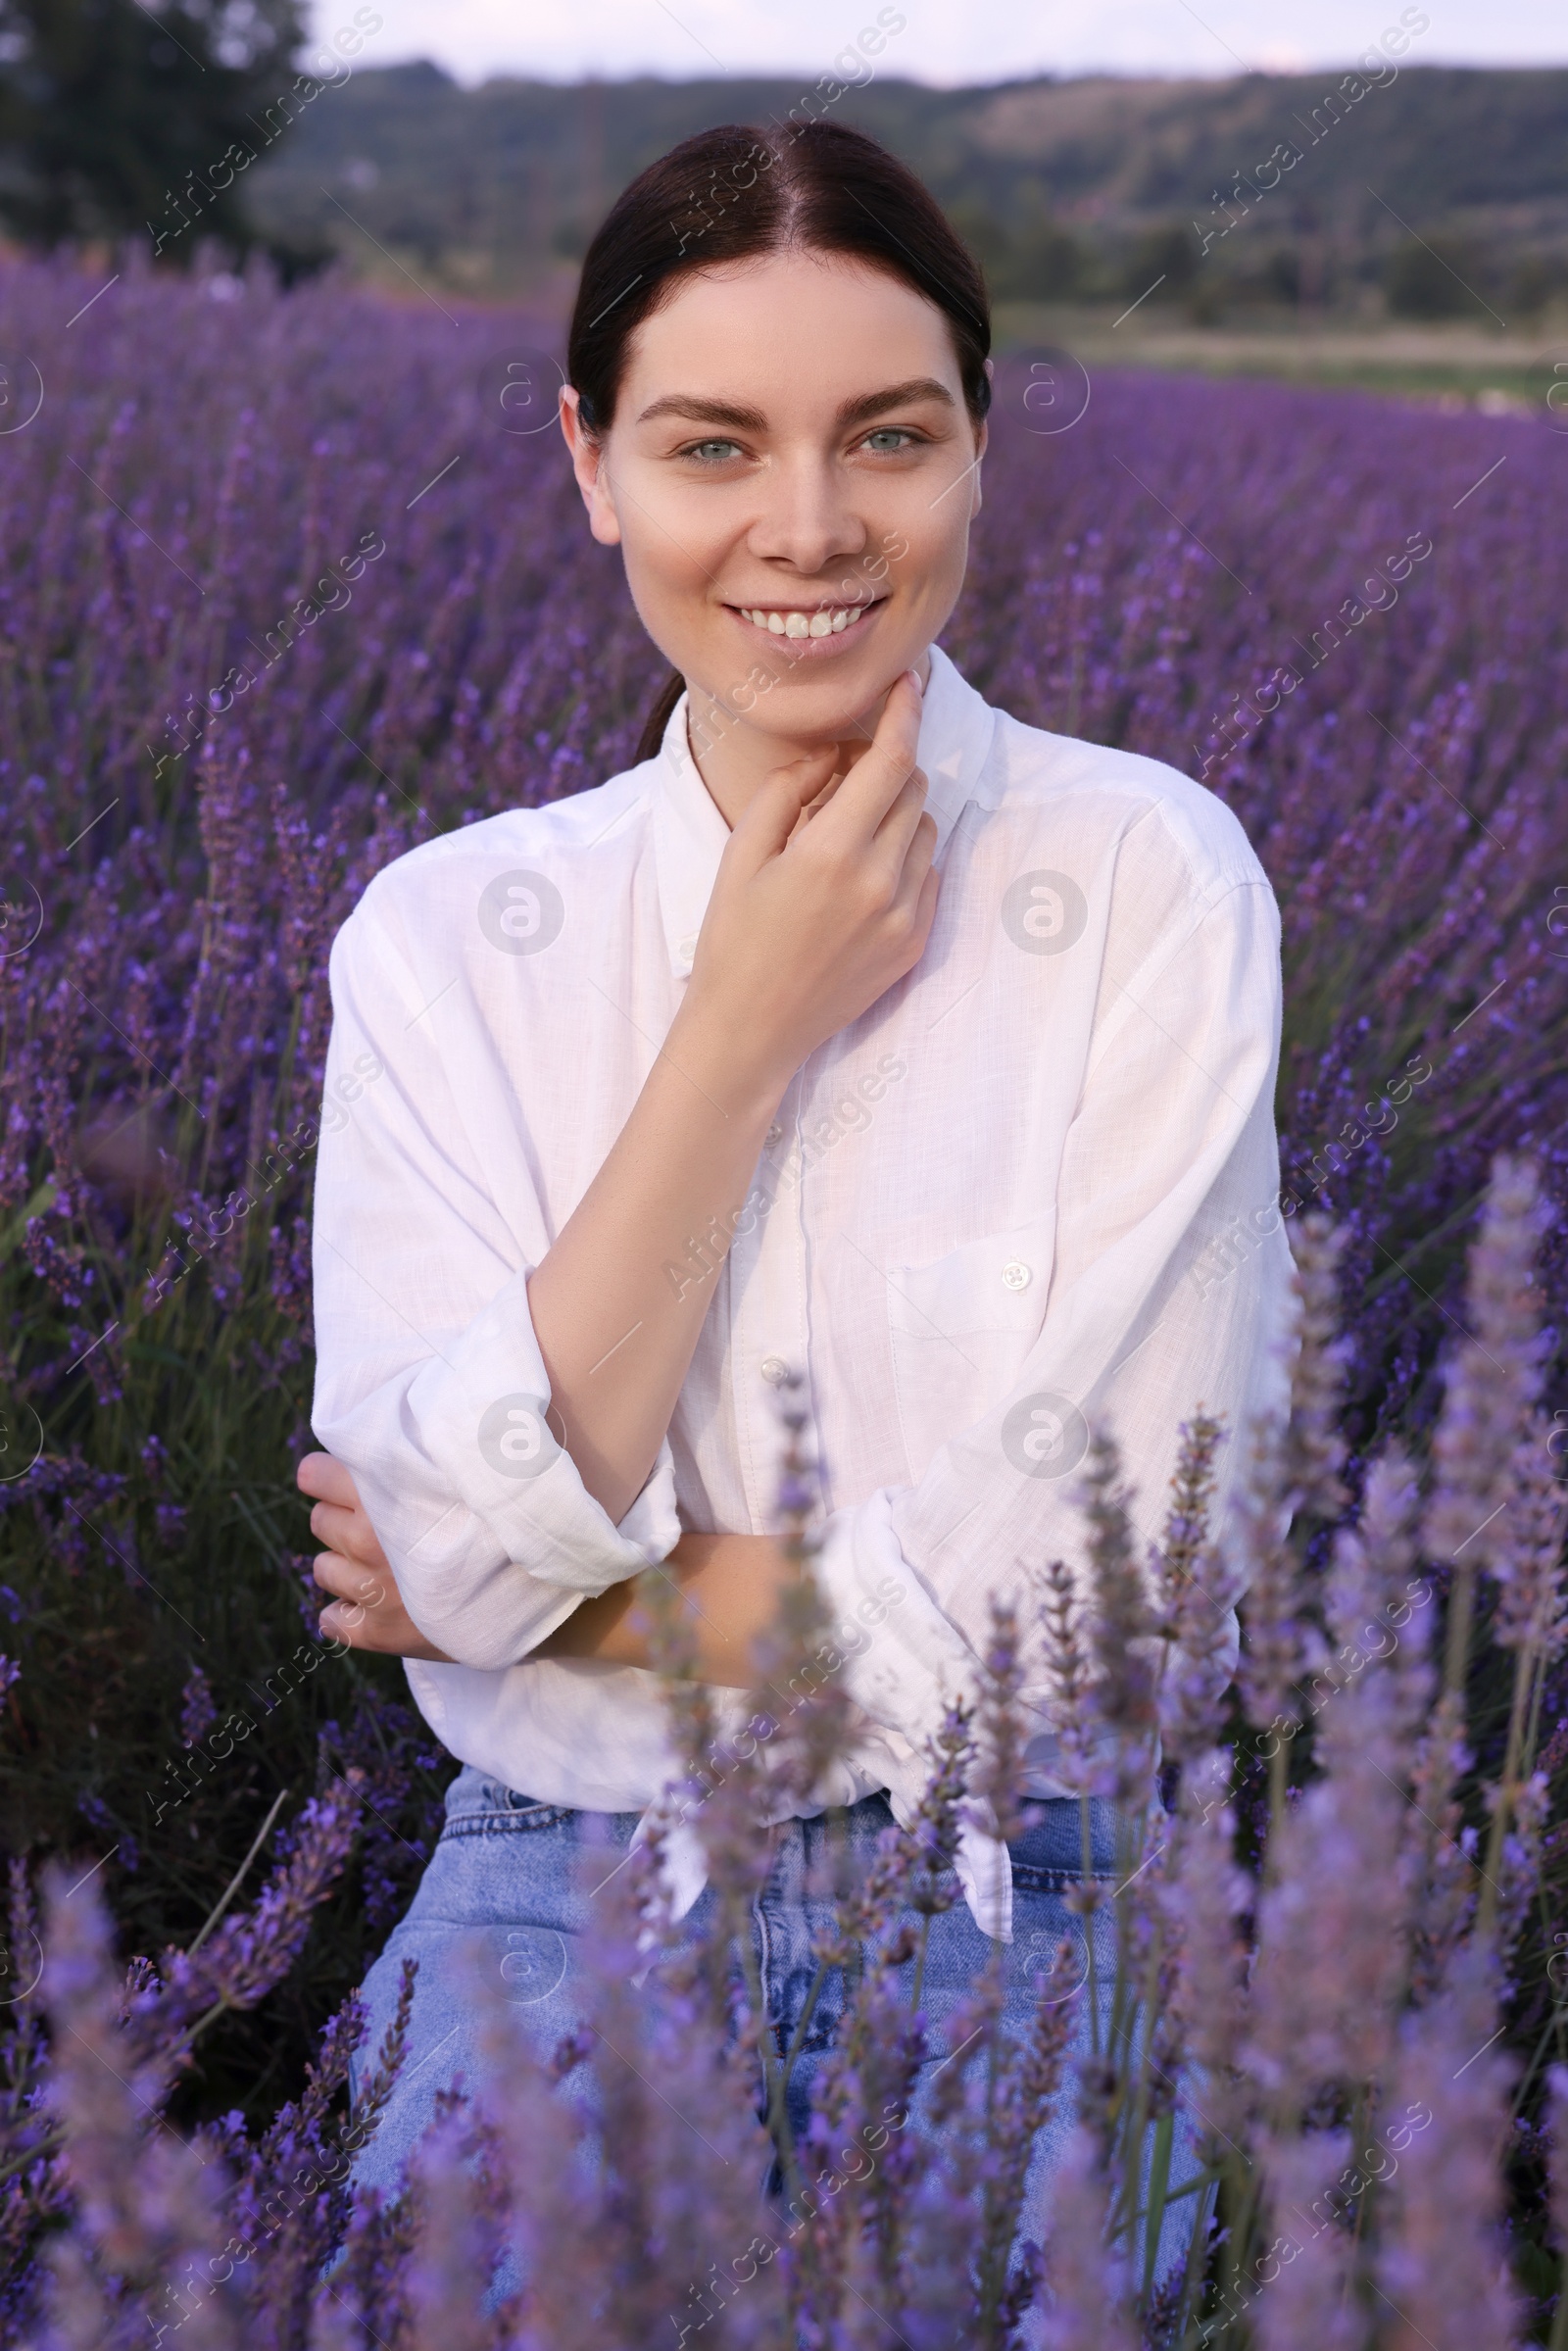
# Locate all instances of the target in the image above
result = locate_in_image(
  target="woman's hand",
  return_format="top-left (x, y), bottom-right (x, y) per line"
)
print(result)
top-left (296, 1451), bottom-right (453, 1660)
top-left (675, 667), bottom-right (938, 1100)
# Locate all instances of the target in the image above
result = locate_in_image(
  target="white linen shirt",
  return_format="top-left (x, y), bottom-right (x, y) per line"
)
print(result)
top-left (310, 642), bottom-right (1296, 1939)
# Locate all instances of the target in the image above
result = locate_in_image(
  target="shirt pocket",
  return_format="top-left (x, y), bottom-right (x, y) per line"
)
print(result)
top-left (885, 1205), bottom-right (1057, 1482)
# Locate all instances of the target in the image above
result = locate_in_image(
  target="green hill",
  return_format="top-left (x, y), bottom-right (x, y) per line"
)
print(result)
top-left (245, 60), bottom-right (1568, 320)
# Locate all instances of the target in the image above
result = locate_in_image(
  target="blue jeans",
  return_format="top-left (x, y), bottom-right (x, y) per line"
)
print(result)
top-left (348, 1768), bottom-right (1195, 2280)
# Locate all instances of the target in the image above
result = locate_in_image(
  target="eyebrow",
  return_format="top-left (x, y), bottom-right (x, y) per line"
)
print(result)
top-left (633, 376), bottom-right (958, 433)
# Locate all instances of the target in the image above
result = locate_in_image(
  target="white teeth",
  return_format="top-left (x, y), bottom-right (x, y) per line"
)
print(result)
top-left (740, 604), bottom-right (872, 638)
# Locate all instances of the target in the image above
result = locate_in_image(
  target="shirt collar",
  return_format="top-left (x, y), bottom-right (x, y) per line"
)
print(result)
top-left (652, 642), bottom-right (999, 979)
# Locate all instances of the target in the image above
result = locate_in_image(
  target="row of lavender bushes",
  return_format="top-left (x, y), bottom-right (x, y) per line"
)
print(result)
top-left (7, 1179), bottom-right (1567, 2347)
top-left (0, 248), bottom-right (1565, 2333)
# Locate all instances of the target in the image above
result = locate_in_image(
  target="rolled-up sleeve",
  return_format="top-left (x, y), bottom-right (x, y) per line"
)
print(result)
top-left (808, 868), bottom-right (1296, 1781)
top-left (309, 894), bottom-right (681, 1669)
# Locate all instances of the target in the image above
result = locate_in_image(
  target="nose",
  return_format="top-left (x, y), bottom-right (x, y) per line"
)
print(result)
top-left (744, 450), bottom-right (870, 584)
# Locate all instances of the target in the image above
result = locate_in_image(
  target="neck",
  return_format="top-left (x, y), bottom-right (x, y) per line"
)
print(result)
top-left (682, 648), bottom-right (933, 828)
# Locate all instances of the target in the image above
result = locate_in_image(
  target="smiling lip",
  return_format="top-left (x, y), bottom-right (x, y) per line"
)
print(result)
top-left (724, 596), bottom-right (887, 658)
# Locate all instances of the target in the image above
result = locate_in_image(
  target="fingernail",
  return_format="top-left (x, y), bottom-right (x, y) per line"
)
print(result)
top-left (905, 665), bottom-right (925, 697)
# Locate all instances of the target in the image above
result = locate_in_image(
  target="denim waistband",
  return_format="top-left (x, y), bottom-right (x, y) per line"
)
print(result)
top-left (436, 1766), bottom-right (1126, 1882)
top-left (437, 1769), bottom-right (582, 1837)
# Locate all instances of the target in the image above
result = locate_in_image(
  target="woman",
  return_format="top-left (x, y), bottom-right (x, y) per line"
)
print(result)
top-left (299, 119), bottom-right (1293, 2231)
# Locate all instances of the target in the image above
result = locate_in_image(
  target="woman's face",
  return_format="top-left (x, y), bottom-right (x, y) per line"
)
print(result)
top-left (560, 248), bottom-right (987, 758)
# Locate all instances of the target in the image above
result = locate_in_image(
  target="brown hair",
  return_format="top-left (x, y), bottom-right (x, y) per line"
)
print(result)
top-left (565, 119), bottom-right (993, 765)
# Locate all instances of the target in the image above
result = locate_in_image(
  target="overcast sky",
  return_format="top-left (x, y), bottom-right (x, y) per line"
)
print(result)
top-left (309, 0), bottom-right (1567, 85)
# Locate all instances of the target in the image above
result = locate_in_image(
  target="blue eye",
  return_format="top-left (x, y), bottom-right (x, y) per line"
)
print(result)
top-left (685, 439), bottom-right (743, 463)
top-left (863, 428), bottom-right (916, 453)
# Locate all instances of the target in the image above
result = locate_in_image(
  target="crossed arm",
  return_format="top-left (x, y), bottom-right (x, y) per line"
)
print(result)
top-left (298, 1454), bottom-right (791, 1689)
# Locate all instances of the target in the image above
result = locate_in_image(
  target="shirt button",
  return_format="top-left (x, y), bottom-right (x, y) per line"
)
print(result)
top-left (1002, 1260), bottom-right (1032, 1292)
top-left (760, 1354), bottom-right (789, 1385)
top-left (765, 1123), bottom-right (783, 1148)
top-left (677, 933), bottom-right (698, 964)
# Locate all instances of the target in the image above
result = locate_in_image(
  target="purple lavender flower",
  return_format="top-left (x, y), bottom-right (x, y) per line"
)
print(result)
top-left (139, 1779), bottom-right (362, 2052)
top-left (1032, 2124), bottom-right (1139, 2351)
top-left (36, 1867), bottom-right (242, 2351)
top-left (178, 1664), bottom-right (216, 1749)
top-left (1423, 1154), bottom-right (1551, 1583)
top-left (1374, 1950), bottom-right (1522, 2351)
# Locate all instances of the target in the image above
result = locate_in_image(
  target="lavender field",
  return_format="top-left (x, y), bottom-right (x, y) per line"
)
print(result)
top-left (1, 253), bottom-right (1566, 2347)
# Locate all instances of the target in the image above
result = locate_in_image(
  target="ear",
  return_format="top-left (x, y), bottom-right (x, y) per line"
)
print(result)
top-left (970, 404), bottom-right (989, 518)
top-left (559, 385), bottom-right (622, 549)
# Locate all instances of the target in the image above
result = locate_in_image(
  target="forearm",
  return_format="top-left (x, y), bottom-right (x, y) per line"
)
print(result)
top-left (530, 1530), bottom-right (791, 1686)
top-left (526, 996), bottom-right (786, 1526)
top-left (525, 681), bottom-right (933, 1534)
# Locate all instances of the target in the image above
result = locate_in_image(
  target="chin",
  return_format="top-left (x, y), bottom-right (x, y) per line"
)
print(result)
top-left (706, 642), bottom-right (918, 737)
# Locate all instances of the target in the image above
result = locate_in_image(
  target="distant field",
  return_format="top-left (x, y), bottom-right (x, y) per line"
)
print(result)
top-left (477, 270), bottom-right (1567, 415)
top-left (994, 302), bottom-right (1568, 409)
top-left (317, 253), bottom-right (1568, 417)
top-left (401, 265), bottom-right (1567, 415)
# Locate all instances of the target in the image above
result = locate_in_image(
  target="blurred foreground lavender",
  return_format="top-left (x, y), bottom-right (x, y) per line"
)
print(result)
top-left (4, 1175), bottom-right (1566, 2348)
top-left (0, 255), bottom-right (1566, 2339)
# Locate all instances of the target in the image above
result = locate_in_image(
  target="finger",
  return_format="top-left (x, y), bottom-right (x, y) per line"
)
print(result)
top-left (728, 745), bottom-right (843, 870)
top-left (308, 1498), bottom-right (390, 1571)
top-left (785, 766), bottom-right (849, 844)
top-left (870, 763), bottom-right (930, 874)
top-left (319, 1598), bottom-right (404, 1654)
top-left (805, 764), bottom-right (849, 817)
top-left (894, 857), bottom-right (941, 968)
top-left (296, 1451), bottom-right (357, 1506)
top-left (888, 812), bottom-right (940, 930)
top-left (314, 1554), bottom-right (455, 1660)
top-left (813, 670), bottom-right (923, 841)
top-left (319, 1593), bottom-right (453, 1661)
top-left (312, 1549), bottom-right (386, 1605)
top-left (318, 1599), bottom-right (372, 1648)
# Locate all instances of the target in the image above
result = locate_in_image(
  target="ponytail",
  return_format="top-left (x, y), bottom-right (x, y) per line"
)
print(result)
top-left (634, 667), bottom-right (685, 766)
